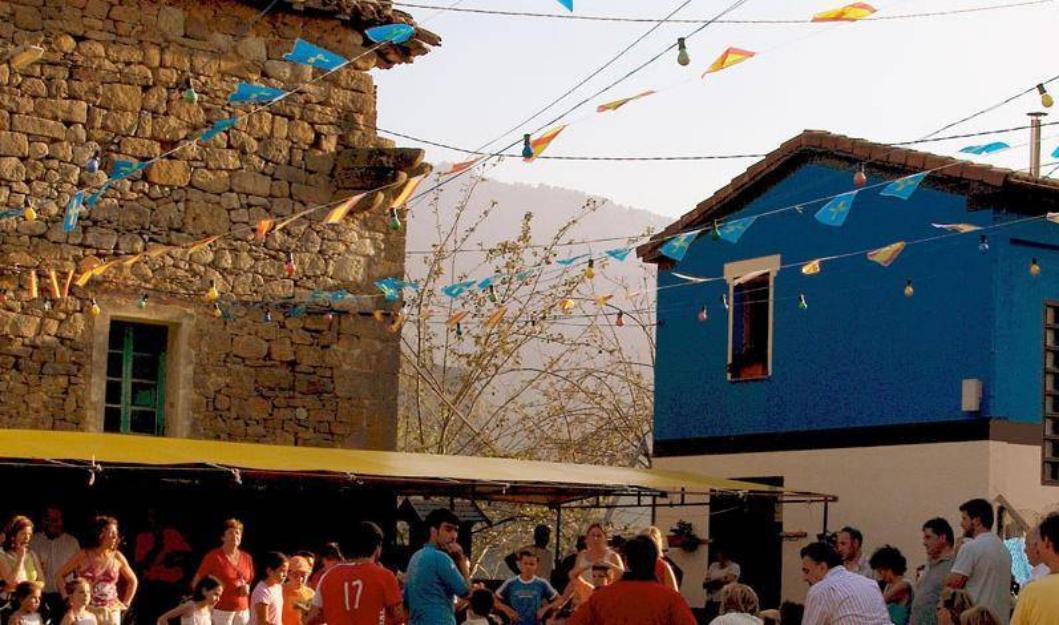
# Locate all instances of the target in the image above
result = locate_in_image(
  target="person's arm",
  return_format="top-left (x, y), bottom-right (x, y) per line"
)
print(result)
top-left (55, 551), bottom-right (85, 598)
top-left (801, 588), bottom-right (825, 625)
top-left (116, 552), bottom-right (139, 608)
top-left (439, 547), bottom-right (470, 597)
top-left (60, 612), bottom-right (75, 625)
top-left (660, 561), bottom-right (679, 592)
top-left (722, 563), bottom-right (740, 584)
top-left (11, 612), bottom-right (25, 625)
top-left (882, 580), bottom-right (911, 603)
top-left (384, 602), bottom-right (406, 625)
top-left (0, 548), bottom-right (27, 589)
top-left (156, 602), bottom-right (194, 625)
top-left (493, 597), bottom-right (519, 623)
top-left (944, 573), bottom-right (968, 588)
top-left (568, 552), bottom-right (589, 581)
top-left (537, 583), bottom-right (562, 620)
top-left (946, 543), bottom-right (973, 589)
top-left (254, 602), bottom-right (269, 625)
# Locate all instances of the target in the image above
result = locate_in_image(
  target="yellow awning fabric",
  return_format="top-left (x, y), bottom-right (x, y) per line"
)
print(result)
top-left (0, 429), bottom-right (827, 504)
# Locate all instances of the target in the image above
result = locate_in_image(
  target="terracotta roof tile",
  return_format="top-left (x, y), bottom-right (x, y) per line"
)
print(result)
top-left (637, 129), bottom-right (1059, 263)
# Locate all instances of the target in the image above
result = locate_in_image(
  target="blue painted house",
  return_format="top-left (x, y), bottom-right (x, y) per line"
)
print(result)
top-left (638, 130), bottom-right (1059, 606)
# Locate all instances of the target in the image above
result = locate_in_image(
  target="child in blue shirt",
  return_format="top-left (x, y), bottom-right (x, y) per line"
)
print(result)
top-left (495, 551), bottom-right (559, 625)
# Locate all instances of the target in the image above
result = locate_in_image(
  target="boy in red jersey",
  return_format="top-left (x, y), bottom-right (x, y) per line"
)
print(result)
top-left (307, 523), bottom-right (404, 625)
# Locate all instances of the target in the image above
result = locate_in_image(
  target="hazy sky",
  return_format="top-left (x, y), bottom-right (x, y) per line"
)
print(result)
top-left (376, 0), bottom-right (1058, 219)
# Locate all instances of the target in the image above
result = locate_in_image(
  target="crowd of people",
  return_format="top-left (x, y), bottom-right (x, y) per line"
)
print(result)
top-left (0, 499), bottom-right (1055, 625)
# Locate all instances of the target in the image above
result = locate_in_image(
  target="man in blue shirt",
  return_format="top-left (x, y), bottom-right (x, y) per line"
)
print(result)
top-left (404, 508), bottom-right (471, 625)
top-left (496, 550), bottom-right (560, 625)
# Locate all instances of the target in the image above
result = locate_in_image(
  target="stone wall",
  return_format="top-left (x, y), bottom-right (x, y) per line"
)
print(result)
top-left (0, 0), bottom-right (434, 449)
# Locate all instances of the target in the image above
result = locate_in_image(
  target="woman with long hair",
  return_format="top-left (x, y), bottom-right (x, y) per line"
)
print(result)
top-left (709, 584), bottom-right (762, 625)
top-left (55, 516), bottom-right (137, 625)
top-left (0, 517), bottom-right (45, 592)
top-left (568, 524), bottom-right (623, 585)
top-left (639, 528), bottom-right (679, 592)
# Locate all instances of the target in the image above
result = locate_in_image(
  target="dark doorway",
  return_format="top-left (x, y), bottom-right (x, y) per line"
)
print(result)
top-left (708, 476), bottom-right (783, 610)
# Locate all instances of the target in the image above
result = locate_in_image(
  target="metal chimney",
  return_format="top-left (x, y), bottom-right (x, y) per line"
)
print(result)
top-left (1029, 112), bottom-right (1047, 178)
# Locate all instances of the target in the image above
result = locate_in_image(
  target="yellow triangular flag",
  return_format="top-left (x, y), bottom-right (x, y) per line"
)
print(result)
top-left (559, 298), bottom-right (576, 314)
top-left (446, 311), bottom-right (468, 328)
top-left (801, 259), bottom-right (822, 276)
top-left (255, 218), bottom-right (275, 241)
top-left (485, 306), bottom-right (507, 328)
top-left (324, 193), bottom-right (367, 224)
top-left (390, 175), bottom-right (426, 209)
top-left (47, 269), bottom-right (61, 299)
top-left (188, 235), bottom-right (221, 253)
top-left (594, 294), bottom-right (614, 306)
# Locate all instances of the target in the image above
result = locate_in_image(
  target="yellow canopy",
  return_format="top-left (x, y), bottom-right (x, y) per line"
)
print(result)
top-left (0, 429), bottom-right (829, 505)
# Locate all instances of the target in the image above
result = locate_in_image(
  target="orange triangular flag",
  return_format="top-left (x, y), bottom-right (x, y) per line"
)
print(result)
top-left (485, 306), bottom-right (507, 328)
top-left (62, 269), bottom-right (74, 298)
top-left (28, 270), bottom-right (38, 300)
top-left (75, 259), bottom-right (120, 287)
top-left (255, 219), bottom-right (275, 241)
top-left (324, 193), bottom-right (367, 224)
top-left (525, 126), bottom-right (567, 162)
top-left (812, 2), bottom-right (876, 22)
top-left (274, 208), bottom-right (315, 233)
top-left (444, 159), bottom-right (481, 176)
top-left (390, 175), bottom-right (425, 209)
top-left (559, 298), bottom-right (576, 314)
top-left (388, 312), bottom-right (406, 333)
top-left (446, 311), bottom-right (468, 328)
top-left (801, 259), bottom-right (822, 276)
top-left (144, 246), bottom-right (174, 259)
top-left (372, 309), bottom-right (385, 322)
top-left (188, 235), bottom-right (221, 253)
top-left (122, 253), bottom-right (145, 267)
top-left (594, 294), bottom-right (614, 306)
top-left (47, 269), bottom-right (61, 299)
top-left (702, 47), bottom-right (756, 77)
top-left (596, 90), bottom-right (656, 113)
top-left (866, 241), bottom-right (906, 267)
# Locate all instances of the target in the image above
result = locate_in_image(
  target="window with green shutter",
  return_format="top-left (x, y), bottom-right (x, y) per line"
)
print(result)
top-left (104, 320), bottom-right (168, 436)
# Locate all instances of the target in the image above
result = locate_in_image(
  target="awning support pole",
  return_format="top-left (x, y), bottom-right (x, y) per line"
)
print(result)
top-left (822, 499), bottom-right (830, 538)
top-left (651, 495), bottom-right (657, 525)
top-left (554, 504), bottom-right (563, 565)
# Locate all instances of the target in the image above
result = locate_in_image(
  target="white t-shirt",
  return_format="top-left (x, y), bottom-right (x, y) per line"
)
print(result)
top-left (248, 582), bottom-right (284, 625)
top-left (709, 614), bottom-right (762, 625)
top-left (29, 532), bottom-right (80, 593)
top-left (706, 562), bottom-right (741, 602)
top-left (1029, 563), bottom-right (1051, 582)
top-left (951, 532), bottom-right (1012, 625)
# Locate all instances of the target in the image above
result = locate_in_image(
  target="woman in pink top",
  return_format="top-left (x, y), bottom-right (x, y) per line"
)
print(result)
top-left (248, 553), bottom-right (288, 625)
top-left (56, 516), bottom-right (137, 625)
top-left (192, 520), bottom-right (255, 625)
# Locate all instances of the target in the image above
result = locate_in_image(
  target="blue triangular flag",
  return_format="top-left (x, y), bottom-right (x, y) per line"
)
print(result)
top-left (556, 254), bottom-right (589, 266)
top-left (365, 24), bottom-right (415, 44)
top-left (63, 191), bottom-right (84, 233)
top-left (959, 142), bottom-right (1009, 155)
top-left (880, 173), bottom-right (927, 200)
top-left (396, 279), bottom-right (419, 291)
top-left (284, 39), bottom-right (348, 72)
top-left (515, 271), bottom-right (532, 281)
top-left (659, 229), bottom-right (701, 262)
top-left (442, 280), bottom-right (476, 299)
top-left (375, 278), bottom-right (400, 301)
top-left (289, 304), bottom-right (307, 317)
top-left (717, 216), bottom-right (756, 243)
top-left (329, 289), bottom-right (349, 302)
top-left (85, 181), bottom-right (111, 208)
top-left (110, 160), bottom-right (145, 181)
top-left (814, 191), bottom-right (857, 227)
top-left (0, 208), bottom-right (21, 220)
top-left (200, 118), bottom-right (239, 143)
top-left (605, 248), bottom-right (632, 261)
top-left (478, 275), bottom-right (499, 290)
top-left (557, 0), bottom-right (574, 10)
top-left (1052, 146), bottom-right (1059, 158)
top-left (228, 82), bottom-right (285, 104)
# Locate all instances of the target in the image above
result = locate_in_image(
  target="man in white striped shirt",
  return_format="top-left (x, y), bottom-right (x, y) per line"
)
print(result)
top-left (801, 542), bottom-right (892, 625)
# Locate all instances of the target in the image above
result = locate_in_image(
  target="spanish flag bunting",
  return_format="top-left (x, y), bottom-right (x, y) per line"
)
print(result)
top-left (524, 125), bottom-right (567, 162)
top-left (390, 175), bottom-right (425, 209)
top-left (274, 208), bottom-right (315, 233)
top-left (866, 241), bottom-right (906, 267)
top-left (188, 235), bottom-right (221, 253)
top-left (446, 310), bottom-right (468, 328)
top-left (931, 223), bottom-right (981, 234)
top-left (811, 2), bottom-right (876, 22)
top-left (702, 47), bottom-right (755, 78)
top-left (47, 269), bottom-right (60, 299)
top-left (323, 192), bottom-right (367, 224)
top-left (444, 158), bottom-right (481, 176)
top-left (485, 306), bottom-right (507, 328)
top-left (144, 245), bottom-right (175, 259)
top-left (801, 259), bottom-right (822, 276)
top-left (28, 270), bottom-right (38, 299)
top-left (74, 259), bottom-right (120, 287)
top-left (122, 253), bottom-right (145, 267)
top-left (596, 90), bottom-right (656, 113)
top-left (255, 219), bottom-right (275, 241)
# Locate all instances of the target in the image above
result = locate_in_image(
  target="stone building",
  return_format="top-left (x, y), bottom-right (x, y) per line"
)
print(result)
top-left (0, 0), bottom-right (439, 449)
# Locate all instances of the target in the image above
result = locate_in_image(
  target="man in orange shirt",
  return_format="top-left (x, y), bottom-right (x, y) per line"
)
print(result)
top-left (567, 536), bottom-right (696, 625)
top-left (307, 522), bottom-right (404, 625)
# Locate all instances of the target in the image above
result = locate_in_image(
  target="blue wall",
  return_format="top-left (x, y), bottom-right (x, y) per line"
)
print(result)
top-left (654, 162), bottom-right (1059, 442)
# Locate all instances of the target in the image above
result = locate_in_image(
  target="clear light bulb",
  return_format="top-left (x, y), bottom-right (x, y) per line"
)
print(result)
top-left (1039, 83), bottom-right (1054, 108)
top-left (798, 294), bottom-right (808, 310)
top-left (978, 235), bottom-right (989, 253)
top-left (90, 299), bottom-right (101, 316)
top-left (85, 151), bottom-right (100, 174)
top-left (213, 303), bottom-right (223, 318)
top-left (388, 207), bottom-right (401, 231)
top-left (488, 285), bottom-right (498, 303)
top-left (904, 280), bottom-right (914, 298)
top-left (205, 280), bottom-right (219, 302)
top-left (137, 293), bottom-right (149, 309)
top-left (676, 37), bottom-right (690, 66)
top-left (522, 134), bottom-right (534, 160)
top-left (183, 77), bottom-right (199, 104)
top-left (264, 309), bottom-right (272, 322)
top-left (455, 321), bottom-right (463, 337)
top-left (722, 294), bottom-right (729, 310)
top-left (1031, 257), bottom-right (1041, 277)
top-left (711, 221), bottom-right (721, 241)
top-left (697, 306), bottom-right (708, 322)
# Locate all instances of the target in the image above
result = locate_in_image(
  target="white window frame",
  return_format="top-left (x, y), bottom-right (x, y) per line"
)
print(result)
top-left (724, 254), bottom-right (781, 382)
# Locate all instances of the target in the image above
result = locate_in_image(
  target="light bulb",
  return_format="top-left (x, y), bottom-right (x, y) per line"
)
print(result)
top-left (89, 299), bottom-right (101, 316)
top-left (522, 134), bottom-right (534, 159)
top-left (137, 293), bottom-right (149, 309)
top-left (488, 285), bottom-right (498, 303)
top-left (205, 281), bottom-right (219, 302)
top-left (1039, 83), bottom-right (1054, 108)
top-left (722, 294), bottom-right (729, 310)
top-left (85, 152), bottom-right (100, 174)
top-left (325, 312), bottom-right (335, 322)
top-left (711, 221), bottom-right (721, 241)
top-left (263, 309), bottom-right (272, 322)
top-left (43, 300), bottom-right (52, 312)
top-left (1031, 257), bottom-right (1041, 277)
top-left (212, 303), bottom-right (223, 318)
top-left (455, 322), bottom-right (463, 337)
top-left (798, 294), bottom-right (808, 310)
top-left (853, 166), bottom-right (867, 188)
top-left (676, 37), bottom-right (690, 66)
top-left (585, 259), bottom-right (595, 279)
top-left (904, 280), bottom-right (914, 298)
top-left (23, 206), bottom-right (36, 222)
top-left (697, 306), bottom-right (708, 322)
top-left (388, 207), bottom-right (401, 231)
top-left (615, 311), bottom-right (625, 327)
top-left (978, 235), bottom-right (989, 253)
top-left (183, 77), bottom-right (199, 104)
top-left (284, 252), bottom-right (296, 278)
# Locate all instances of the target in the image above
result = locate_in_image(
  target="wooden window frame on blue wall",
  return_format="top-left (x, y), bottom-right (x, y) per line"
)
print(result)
top-left (725, 255), bottom-right (780, 383)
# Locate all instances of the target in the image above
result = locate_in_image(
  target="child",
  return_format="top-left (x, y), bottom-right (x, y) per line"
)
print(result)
top-left (60, 580), bottom-right (97, 625)
top-left (156, 576), bottom-right (223, 625)
top-left (588, 565), bottom-right (611, 590)
top-left (495, 551), bottom-right (559, 625)
top-left (464, 589), bottom-right (496, 625)
top-left (10, 581), bottom-right (43, 625)
top-left (249, 552), bottom-right (289, 625)
top-left (280, 556), bottom-right (314, 625)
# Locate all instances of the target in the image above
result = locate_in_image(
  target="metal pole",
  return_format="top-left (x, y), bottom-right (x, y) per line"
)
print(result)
top-left (554, 504), bottom-right (563, 565)
top-left (651, 495), bottom-right (658, 526)
top-left (1029, 112), bottom-right (1046, 178)
top-left (822, 500), bottom-right (830, 538)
